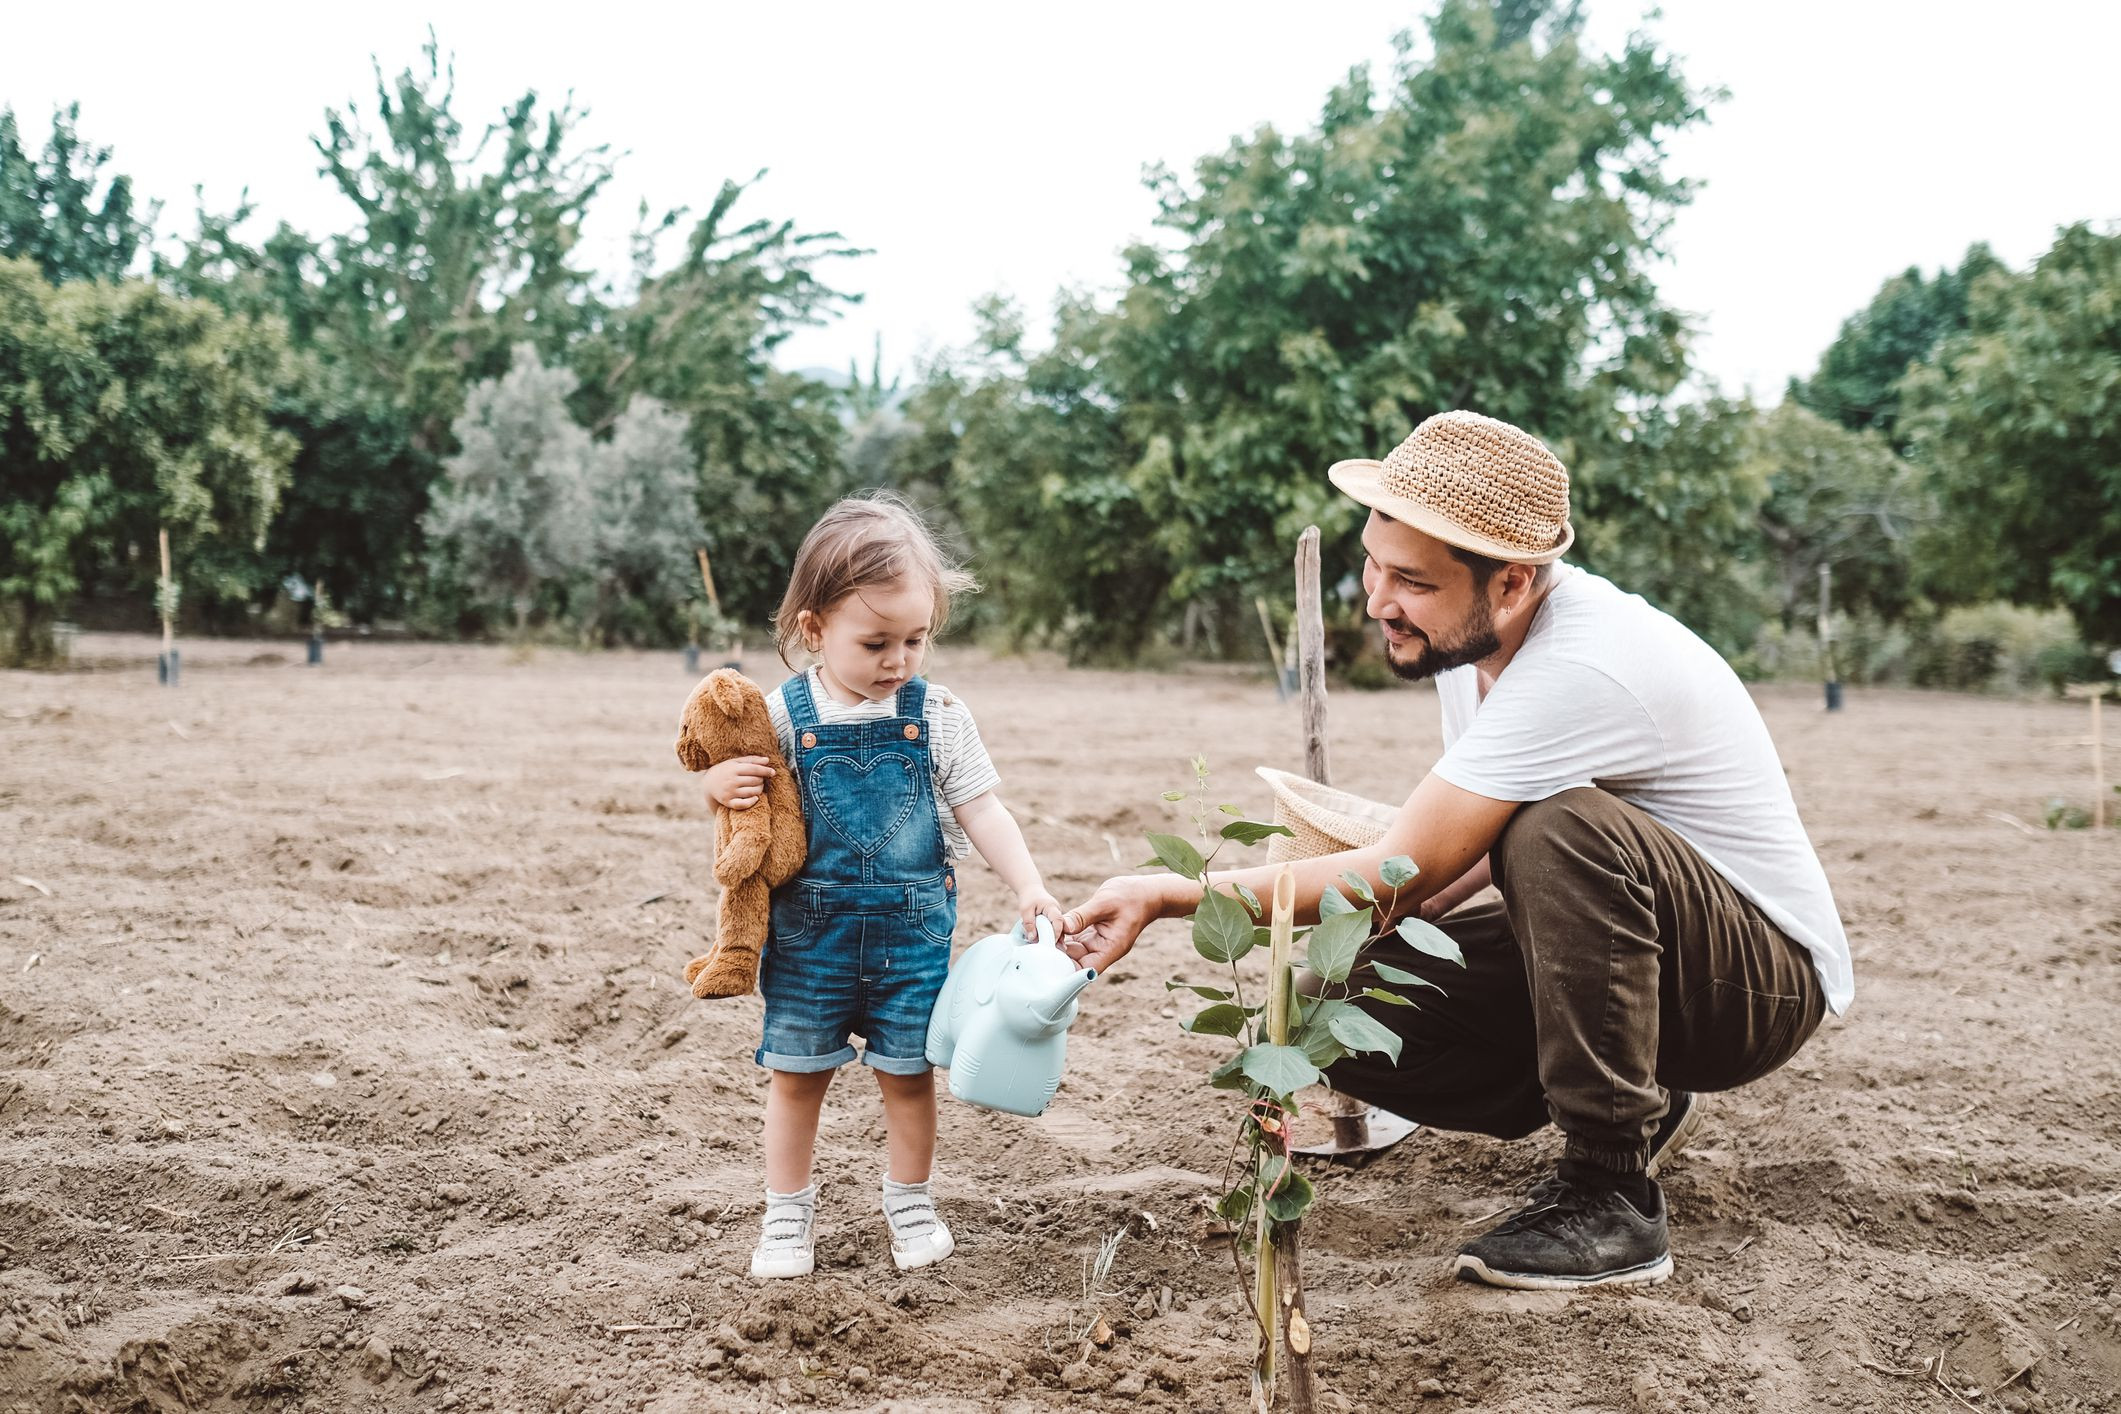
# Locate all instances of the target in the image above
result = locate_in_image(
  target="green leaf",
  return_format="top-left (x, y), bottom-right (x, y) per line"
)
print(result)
top-left (1338, 870), bottom-right (1375, 904)
top-left (1317, 885), bottom-right (1356, 919)
top-left (1192, 885), bottom-right (1255, 964)
top-left (1238, 1043), bottom-right (1321, 1097)
top-left (1380, 855), bottom-right (1419, 888)
top-left (1161, 790), bottom-right (1188, 802)
top-left (1361, 987), bottom-right (1418, 1007)
top-left (1184, 1003), bottom-right (1246, 1037)
top-left (1166, 979), bottom-right (1234, 1001)
top-left (1395, 916), bottom-right (1467, 968)
top-left (1328, 1008), bottom-right (1403, 1065)
top-left (1232, 883), bottom-right (1262, 918)
top-left (1301, 1025), bottom-right (1349, 1069)
top-left (1222, 819), bottom-right (1295, 846)
top-left (1302, 907), bottom-right (1373, 984)
top-left (1369, 960), bottom-right (1445, 993)
top-left (1264, 1165), bottom-right (1317, 1223)
top-left (1218, 803), bottom-right (1248, 816)
top-left (1215, 1187), bottom-right (1255, 1224)
top-left (1208, 1053), bottom-right (1249, 1092)
top-left (1145, 832), bottom-right (1207, 880)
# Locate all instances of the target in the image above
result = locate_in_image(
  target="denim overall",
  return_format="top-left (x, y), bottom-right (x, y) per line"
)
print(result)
top-left (755, 673), bottom-right (957, 1075)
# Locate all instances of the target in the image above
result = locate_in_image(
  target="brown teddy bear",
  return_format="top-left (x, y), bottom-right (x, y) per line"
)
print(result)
top-left (675, 669), bottom-right (806, 998)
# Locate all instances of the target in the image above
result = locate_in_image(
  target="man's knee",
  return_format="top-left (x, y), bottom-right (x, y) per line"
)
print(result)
top-left (1495, 787), bottom-right (1633, 877)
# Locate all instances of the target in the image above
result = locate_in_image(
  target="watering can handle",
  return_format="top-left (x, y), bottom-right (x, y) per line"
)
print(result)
top-left (1011, 916), bottom-right (1059, 949)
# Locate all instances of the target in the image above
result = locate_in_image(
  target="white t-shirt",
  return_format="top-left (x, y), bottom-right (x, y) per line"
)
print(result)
top-left (1433, 565), bottom-right (1853, 1014)
top-left (765, 667), bottom-right (1001, 861)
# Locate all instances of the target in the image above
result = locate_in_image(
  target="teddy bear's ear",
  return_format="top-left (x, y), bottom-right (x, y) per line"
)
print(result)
top-left (708, 669), bottom-right (761, 719)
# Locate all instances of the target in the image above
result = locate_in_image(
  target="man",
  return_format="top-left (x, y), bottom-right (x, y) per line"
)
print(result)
top-left (1059, 410), bottom-right (1850, 1291)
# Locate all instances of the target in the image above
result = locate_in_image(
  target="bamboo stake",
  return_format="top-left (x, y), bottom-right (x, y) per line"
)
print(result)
top-left (695, 548), bottom-right (722, 614)
top-left (158, 527), bottom-right (178, 687)
top-left (1255, 597), bottom-right (1288, 698)
top-left (1253, 866), bottom-right (1297, 1411)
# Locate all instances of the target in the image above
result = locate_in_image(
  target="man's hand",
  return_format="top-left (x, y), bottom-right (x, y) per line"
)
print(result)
top-left (703, 755), bottom-right (775, 810)
top-left (1060, 875), bottom-right (1175, 974)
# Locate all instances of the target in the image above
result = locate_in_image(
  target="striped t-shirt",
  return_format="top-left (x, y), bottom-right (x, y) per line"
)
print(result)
top-left (764, 667), bottom-right (1001, 861)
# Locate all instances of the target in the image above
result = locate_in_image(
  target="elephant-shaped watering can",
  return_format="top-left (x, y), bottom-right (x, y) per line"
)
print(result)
top-left (924, 917), bottom-right (1096, 1117)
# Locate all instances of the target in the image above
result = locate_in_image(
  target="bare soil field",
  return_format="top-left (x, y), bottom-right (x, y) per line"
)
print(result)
top-left (3, 634), bottom-right (2118, 1413)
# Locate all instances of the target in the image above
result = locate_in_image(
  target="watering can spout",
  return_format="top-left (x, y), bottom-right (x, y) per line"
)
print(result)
top-left (1029, 967), bottom-right (1096, 1031)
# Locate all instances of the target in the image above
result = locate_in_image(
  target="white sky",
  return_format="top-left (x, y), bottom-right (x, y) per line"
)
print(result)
top-left (5, 1), bottom-right (2117, 402)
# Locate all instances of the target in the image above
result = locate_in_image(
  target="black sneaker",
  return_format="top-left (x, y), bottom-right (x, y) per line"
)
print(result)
top-left (1454, 1176), bottom-right (1672, 1290)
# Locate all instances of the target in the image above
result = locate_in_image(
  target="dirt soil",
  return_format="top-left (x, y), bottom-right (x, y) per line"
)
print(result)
top-left (3, 635), bottom-right (2118, 1413)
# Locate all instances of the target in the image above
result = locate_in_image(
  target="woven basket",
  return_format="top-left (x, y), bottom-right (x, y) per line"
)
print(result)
top-left (1254, 766), bottom-right (1398, 863)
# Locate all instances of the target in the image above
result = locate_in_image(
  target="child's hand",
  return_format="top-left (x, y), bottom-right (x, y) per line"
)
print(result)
top-left (704, 755), bottom-right (775, 810)
top-left (1017, 887), bottom-right (1066, 945)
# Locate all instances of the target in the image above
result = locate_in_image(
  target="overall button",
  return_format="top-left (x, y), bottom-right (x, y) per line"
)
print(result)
top-left (902, 724), bottom-right (921, 741)
top-left (801, 731), bottom-right (817, 749)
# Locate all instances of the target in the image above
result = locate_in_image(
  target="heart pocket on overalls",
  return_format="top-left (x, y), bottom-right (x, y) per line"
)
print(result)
top-left (807, 753), bottom-right (920, 857)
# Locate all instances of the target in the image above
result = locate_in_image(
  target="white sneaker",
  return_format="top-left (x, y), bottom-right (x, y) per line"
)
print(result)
top-left (750, 1185), bottom-right (816, 1280)
top-left (882, 1175), bottom-right (954, 1271)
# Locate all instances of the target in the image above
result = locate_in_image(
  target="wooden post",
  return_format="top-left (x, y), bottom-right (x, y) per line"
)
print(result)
top-left (1255, 597), bottom-right (1289, 699)
top-left (1253, 867), bottom-right (1297, 1412)
top-left (695, 547), bottom-right (722, 614)
top-left (157, 526), bottom-right (178, 687)
top-left (1819, 563), bottom-right (1842, 711)
top-left (2065, 684), bottom-right (2113, 828)
top-left (1296, 529), bottom-right (1329, 784)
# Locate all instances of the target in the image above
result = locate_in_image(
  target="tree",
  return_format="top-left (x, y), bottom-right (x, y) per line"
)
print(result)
top-left (1789, 245), bottom-right (2003, 449)
top-left (1746, 402), bottom-right (1926, 627)
top-left (914, 0), bottom-right (1714, 656)
top-left (568, 174), bottom-right (863, 625)
top-left (0, 259), bottom-right (294, 663)
top-left (0, 104), bottom-right (155, 285)
top-left (423, 344), bottom-right (593, 631)
top-left (1901, 224), bottom-right (2121, 646)
top-left (581, 395), bottom-right (704, 645)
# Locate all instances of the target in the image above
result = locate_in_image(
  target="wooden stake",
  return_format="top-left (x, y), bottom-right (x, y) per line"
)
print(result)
top-left (159, 527), bottom-right (174, 658)
top-left (695, 547), bottom-right (722, 615)
top-left (1295, 525), bottom-right (1372, 1150)
top-left (1295, 529), bottom-right (1329, 784)
top-left (1253, 866), bottom-right (1297, 1411)
top-left (2065, 683), bottom-right (2113, 828)
top-left (1255, 597), bottom-right (1288, 696)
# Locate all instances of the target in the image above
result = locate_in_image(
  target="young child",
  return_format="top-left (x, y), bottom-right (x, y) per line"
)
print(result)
top-left (703, 494), bottom-right (1065, 1280)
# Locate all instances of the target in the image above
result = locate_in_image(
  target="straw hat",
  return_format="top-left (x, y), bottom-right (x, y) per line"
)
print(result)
top-left (1255, 766), bottom-right (1399, 863)
top-left (1328, 410), bottom-right (1573, 563)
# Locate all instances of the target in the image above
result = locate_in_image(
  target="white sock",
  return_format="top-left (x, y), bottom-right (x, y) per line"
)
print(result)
top-left (882, 1174), bottom-right (954, 1271)
top-left (751, 1183), bottom-right (816, 1279)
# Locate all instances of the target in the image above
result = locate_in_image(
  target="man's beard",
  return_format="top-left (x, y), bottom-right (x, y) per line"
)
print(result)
top-left (1382, 600), bottom-right (1501, 682)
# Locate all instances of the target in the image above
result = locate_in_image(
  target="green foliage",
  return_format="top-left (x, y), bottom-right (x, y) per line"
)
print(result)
top-left (0, 258), bottom-right (295, 663)
top-left (423, 344), bottom-right (594, 631)
top-left (0, 104), bottom-right (155, 285)
top-left (1901, 225), bottom-right (2121, 646)
top-left (1747, 402), bottom-right (1926, 627)
top-left (908, 0), bottom-right (1710, 658)
top-left (1789, 245), bottom-right (2002, 448)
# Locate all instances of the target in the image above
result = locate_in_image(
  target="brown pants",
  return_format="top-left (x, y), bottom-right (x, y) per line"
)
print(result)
top-left (1326, 788), bottom-right (1827, 1173)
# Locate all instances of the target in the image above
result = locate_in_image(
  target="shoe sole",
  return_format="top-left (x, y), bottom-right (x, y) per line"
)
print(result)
top-left (1452, 1252), bottom-right (1673, 1291)
top-left (891, 1229), bottom-right (955, 1272)
top-left (750, 1251), bottom-right (815, 1280)
top-left (1646, 1095), bottom-right (1705, 1179)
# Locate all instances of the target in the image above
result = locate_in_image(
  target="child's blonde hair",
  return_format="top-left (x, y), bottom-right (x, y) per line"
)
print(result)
top-left (773, 493), bottom-right (978, 667)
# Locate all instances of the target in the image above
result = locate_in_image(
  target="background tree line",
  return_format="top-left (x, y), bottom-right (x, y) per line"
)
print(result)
top-left (3, 3), bottom-right (2115, 687)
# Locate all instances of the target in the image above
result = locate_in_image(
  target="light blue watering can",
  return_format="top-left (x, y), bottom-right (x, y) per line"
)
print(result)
top-left (924, 917), bottom-right (1096, 1117)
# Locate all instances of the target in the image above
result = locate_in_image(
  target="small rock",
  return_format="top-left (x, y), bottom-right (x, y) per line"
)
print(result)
top-left (437, 1183), bottom-right (472, 1205)
top-left (333, 1285), bottom-right (370, 1309)
top-left (1111, 1371), bottom-right (1146, 1397)
top-left (362, 1335), bottom-right (393, 1381)
top-left (264, 1270), bottom-right (315, 1296)
top-left (734, 1311), bottom-right (773, 1341)
top-left (1418, 1378), bottom-right (1446, 1398)
top-left (1059, 1360), bottom-right (1104, 1392)
top-left (846, 1365), bottom-right (873, 1389)
top-left (660, 1027), bottom-right (688, 1049)
top-left (311, 1072), bottom-right (337, 1088)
